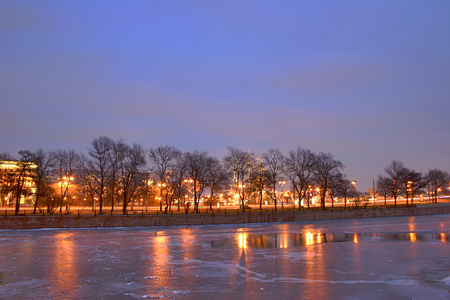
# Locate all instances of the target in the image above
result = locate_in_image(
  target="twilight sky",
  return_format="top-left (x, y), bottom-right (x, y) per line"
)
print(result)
top-left (1, 1), bottom-right (450, 191)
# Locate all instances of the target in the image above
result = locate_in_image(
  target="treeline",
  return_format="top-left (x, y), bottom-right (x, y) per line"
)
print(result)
top-left (1, 136), bottom-right (449, 215)
top-left (377, 160), bottom-right (449, 206)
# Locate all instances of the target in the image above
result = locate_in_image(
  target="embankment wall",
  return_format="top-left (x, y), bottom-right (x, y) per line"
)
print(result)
top-left (1, 205), bottom-right (449, 229)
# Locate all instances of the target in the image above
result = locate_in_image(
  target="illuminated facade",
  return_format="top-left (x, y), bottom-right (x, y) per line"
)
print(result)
top-left (0, 160), bottom-right (38, 206)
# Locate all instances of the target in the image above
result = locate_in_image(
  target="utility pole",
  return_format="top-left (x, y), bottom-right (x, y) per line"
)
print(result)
top-left (373, 179), bottom-right (376, 206)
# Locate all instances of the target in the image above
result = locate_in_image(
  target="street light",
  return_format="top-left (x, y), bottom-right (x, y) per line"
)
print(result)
top-left (157, 182), bottom-right (166, 211)
top-left (278, 180), bottom-right (286, 208)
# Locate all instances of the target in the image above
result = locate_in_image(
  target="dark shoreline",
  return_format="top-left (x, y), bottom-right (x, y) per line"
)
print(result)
top-left (1, 203), bottom-right (449, 230)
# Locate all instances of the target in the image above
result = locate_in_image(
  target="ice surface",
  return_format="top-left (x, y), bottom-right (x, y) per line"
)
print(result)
top-left (0, 215), bottom-right (449, 299)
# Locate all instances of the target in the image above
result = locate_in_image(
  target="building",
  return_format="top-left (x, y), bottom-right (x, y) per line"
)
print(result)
top-left (0, 160), bottom-right (38, 206)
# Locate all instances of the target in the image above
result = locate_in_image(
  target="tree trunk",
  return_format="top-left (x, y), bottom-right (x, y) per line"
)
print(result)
top-left (273, 183), bottom-right (277, 212)
top-left (110, 179), bottom-right (115, 214)
top-left (259, 190), bottom-right (263, 210)
top-left (209, 188), bottom-right (214, 211)
top-left (33, 182), bottom-right (40, 214)
top-left (15, 188), bottom-right (21, 215)
top-left (122, 192), bottom-right (128, 215)
top-left (99, 194), bottom-right (103, 215)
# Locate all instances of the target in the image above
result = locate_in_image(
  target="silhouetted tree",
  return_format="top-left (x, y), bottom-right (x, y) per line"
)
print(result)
top-left (53, 149), bottom-right (79, 213)
top-left (120, 143), bottom-right (146, 214)
top-left (32, 149), bottom-right (55, 214)
top-left (400, 169), bottom-right (425, 205)
top-left (0, 152), bottom-right (15, 160)
top-left (172, 152), bottom-right (188, 211)
top-left (87, 136), bottom-right (113, 214)
top-left (205, 156), bottom-right (230, 210)
top-left (283, 147), bottom-right (316, 208)
top-left (13, 150), bottom-right (37, 214)
top-left (329, 173), bottom-right (353, 208)
top-left (249, 158), bottom-right (270, 210)
top-left (185, 151), bottom-right (208, 213)
top-left (426, 169), bottom-right (449, 203)
top-left (263, 148), bottom-right (284, 212)
top-left (224, 147), bottom-right (255, 212)
top-left (109, 140), bottom-right (128, 212)
top-left (313, 152), bottom-right (344, 210)
top-left (376, 176), bottom-right (391, 205)
top-left (380, 160), bottom-right (406, 207)
top-left (148, 145), bottom-right (180, 212)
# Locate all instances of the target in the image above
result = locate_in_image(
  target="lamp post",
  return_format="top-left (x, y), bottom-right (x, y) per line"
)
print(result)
top-left (278, 180), bottom-right (286, 209)
top-left (145, 175), bottom-right (153, 212)
top-left (59, 175), bottom-right (74, 214)
top-left (157, 182), bottom-right (166, 212)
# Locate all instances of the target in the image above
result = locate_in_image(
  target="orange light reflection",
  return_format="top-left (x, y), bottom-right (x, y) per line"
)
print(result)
top-left (52, 232), bottom-right (76, 292)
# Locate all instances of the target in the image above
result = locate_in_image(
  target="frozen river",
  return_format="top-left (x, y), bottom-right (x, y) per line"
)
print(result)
top-left (0, 215), bottom-right (449, 299)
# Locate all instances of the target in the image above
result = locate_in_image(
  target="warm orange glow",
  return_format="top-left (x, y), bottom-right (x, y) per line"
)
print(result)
top-left (305, 232), bottom-right (314, 246)
top-left (237, 232), bottom-right (248, 249)
top-left (279, 233), bottom-right (289, 248)
top-left (52, 232), bottom-right (76, 291)
top-left (353, 233), bottom-right (359, 243)
top-left (440, 233), bottom-right (446, 243)
top-left (317, 233), bottom-right (323, 244)
top-left (181, 228), bottom-right (193, 260)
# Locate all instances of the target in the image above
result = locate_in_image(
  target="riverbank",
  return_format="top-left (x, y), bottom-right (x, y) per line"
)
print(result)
top-left (1, 203), bottom-right (449, 229)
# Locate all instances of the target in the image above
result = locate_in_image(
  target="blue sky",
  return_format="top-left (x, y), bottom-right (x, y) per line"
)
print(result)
top-left (1, 1), bottom-right (449, 191)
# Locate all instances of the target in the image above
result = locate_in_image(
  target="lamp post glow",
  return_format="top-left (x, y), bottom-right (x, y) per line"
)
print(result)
top-left (157, 182), bottom-right (166, 211)
top-left (278, 180), bottom-right (286, 209)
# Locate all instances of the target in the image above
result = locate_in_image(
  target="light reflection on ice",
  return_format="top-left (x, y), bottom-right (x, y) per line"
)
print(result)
top-left (0, 214), bottom-right (449, 299)
top-left (212, 231), bottom-right (449, 249)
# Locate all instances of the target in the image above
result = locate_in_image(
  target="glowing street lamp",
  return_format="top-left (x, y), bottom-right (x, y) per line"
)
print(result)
top-left (278, 180), bottom-right (286, 207)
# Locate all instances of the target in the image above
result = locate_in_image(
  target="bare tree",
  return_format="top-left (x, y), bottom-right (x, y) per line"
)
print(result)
top-left (329, 173), bottom-right (353, 208)
top-left (119, 143), bottom-right (147, 214)
top-left (249, 166), bottom-right (270, 210)
top-left (205, 156), bottom-right (230, 210)
top-left (426, 169), bottom-right (449, 203)
top-left (223, 147), bottom-right (255, 212)
top-left (77, 154), bottom-right (96, 209)
top-left (376, 176), bottom-right (391, 205)
top-left (313, 152), bottom-right (344, 210)
top-left (0, 152), bottom-right (15, 160)
top-left (185, 151), bottom-right (208, 213)
top-left (283, 147), bottom-right (316, 209)
top-left (13, 150), bottom-right (37, 214)
top-left (263, 148), bottom-right (284, 212)
top-left (31, 149), bottom-right (55, 214)
top-left (172, 152), bottom-right (188, 211)
top-left (53, 149), bottom-right (79, 213)
top-left (87, 136), bottom-right (113, 214)
top-left (148, 145), bottom-right (180, 212)
top-left (380, 160), bottom-right (406, 207)
top-left (109, 140), bottom-right (129, 213)
top-left (400, 169), bottom-right (425, 205)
